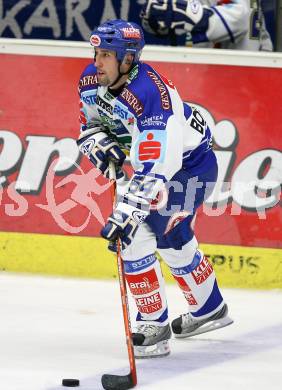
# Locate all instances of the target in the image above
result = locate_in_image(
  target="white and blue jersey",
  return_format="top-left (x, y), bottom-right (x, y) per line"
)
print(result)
top-left (79, 61), bottom-right (217, 212)
top-left (188, 0), bottom-right (273, 51)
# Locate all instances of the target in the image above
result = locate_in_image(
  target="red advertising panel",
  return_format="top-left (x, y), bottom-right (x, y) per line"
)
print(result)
top-left (0, 54), bottom-right (281, 248)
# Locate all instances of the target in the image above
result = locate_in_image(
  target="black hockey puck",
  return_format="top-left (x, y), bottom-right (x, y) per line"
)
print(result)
top-left (62, 378), bottom-right (80, 387)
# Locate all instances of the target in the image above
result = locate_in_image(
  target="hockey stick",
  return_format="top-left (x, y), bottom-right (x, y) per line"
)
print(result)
top-left (101, 162), bottom-right (137, 390)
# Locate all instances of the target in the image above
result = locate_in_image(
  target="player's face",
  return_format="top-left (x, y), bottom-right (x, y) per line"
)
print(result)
top-left (94, 48), bottom-right (119, 86)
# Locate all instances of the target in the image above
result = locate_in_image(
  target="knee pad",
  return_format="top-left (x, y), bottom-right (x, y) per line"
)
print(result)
top-left (121, 223), bottom-right (157, 261)
top-left (158, 235), bottom-right (198, 268)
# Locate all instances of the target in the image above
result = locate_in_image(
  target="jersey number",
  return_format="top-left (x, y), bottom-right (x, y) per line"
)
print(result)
top-left (190, 109), bottom-right (206, 135)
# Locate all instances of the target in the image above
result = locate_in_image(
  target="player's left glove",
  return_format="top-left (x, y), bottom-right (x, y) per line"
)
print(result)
top-left (101, 201), bottom-right (149, 252)
top-left (141, 0), bottom-right (204, 36)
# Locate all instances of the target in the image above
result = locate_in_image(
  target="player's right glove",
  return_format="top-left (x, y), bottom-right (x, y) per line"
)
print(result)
top-left (76, 127), bottom-right (126, 180)
top-left (141, 0), bottom-right (204, 36)
top-left (101, 201), bottom-right (149, 252)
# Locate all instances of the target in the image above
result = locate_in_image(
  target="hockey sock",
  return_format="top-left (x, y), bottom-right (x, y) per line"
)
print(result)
top-left (170, 249), bottom-right (224, 318)
top-left (123, 253), bottom-right (168, 325)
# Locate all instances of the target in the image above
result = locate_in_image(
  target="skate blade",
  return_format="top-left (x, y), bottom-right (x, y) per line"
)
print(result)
top-left (174, 316), bottom-right (234, 338)
top-left (134, 340), bottom-right (170, 359)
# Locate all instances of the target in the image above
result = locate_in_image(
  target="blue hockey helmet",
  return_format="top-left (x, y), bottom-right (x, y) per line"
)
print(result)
top-left (90, 19), bottom-right (145, 64)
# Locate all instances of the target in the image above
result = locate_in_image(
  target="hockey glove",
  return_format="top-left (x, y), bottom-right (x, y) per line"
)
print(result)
top-left (77, 127), bottom-right (126, 180)
top-left (101, 201), bottom-right (149, 252)
top-left (141, 0), bottom-right (204, 36)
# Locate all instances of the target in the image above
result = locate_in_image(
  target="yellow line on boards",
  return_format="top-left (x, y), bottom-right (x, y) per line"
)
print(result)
top-left (0, 232), bottom-right (281, 289)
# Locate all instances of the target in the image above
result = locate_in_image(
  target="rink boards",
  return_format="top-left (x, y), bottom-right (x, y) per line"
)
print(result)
top-left (0, 40), bottom-right (281, 289)
top-left (0, 231), bottom-right (281, 289)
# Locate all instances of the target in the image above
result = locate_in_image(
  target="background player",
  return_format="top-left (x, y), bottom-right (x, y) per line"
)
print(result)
top-left (77, 19), bottom-right (233, 358)
top-left (141, 0), bottom-right (273, 50)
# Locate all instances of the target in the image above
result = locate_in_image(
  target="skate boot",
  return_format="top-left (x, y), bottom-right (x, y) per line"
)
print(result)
top-left (172, 303), bottom-right (233, 338)
top-left (132, 323), bottom-right (171, 358)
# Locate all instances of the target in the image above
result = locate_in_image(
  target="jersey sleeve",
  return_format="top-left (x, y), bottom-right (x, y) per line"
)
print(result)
top-left (78, 63), bottom-right (102, 132)
top-left (192, 0), bottom-right (249, 45)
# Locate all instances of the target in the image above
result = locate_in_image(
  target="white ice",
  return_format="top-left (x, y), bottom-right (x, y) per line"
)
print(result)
top-left (0, 273), bottom-right (281, 390)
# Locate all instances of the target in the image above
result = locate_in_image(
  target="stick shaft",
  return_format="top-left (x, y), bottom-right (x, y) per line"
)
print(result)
top-left (109, 162), bottom-right (137, 386)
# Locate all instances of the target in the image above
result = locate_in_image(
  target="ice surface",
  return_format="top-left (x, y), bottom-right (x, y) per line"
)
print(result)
top-left (0, 273), bottom-right (281, 390)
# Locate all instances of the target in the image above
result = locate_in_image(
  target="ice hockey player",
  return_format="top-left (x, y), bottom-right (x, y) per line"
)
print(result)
top-left (76, 19), bottom-right (233, 358)
top-left (141, 0), bottom-right (273, 51)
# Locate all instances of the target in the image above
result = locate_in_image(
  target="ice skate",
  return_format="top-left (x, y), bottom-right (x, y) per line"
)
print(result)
top-left (132, 323), bottom-right (171, 358)
top-left (172, 303), bottom-right (233, 338)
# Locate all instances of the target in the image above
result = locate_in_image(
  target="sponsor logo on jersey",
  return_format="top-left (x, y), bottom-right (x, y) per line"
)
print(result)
top-left (113, 104), bottom-right (128, 120)
top-left (120, 88), bottom-right (144, 117)
top-left (113, 101), bottom-right (135, 124)
top-left (147, 71), bottom-right (171, 110)
top-left (135, 292), bottom-right (162, 314)
top-left (140, 114), bottom-right (166, 128)
top-left (192, 256), bottom-right (214, 285)
top-left (113, 101), bottom-right (128, 119)
top-left (98, 111), bottom-right (123, 130)
top-left (81, 89), bottom-right (97, 105)
top-left (90, 34), bottom-right (101, 46)
top-left (104, 91), bottom-right (115, 101)
top-left (126, 269), bottom-right (160, 295)
top-left (96, 95), bottom-right (113, 114)
top-left (173, 275), bottom-right (198, 305)
top-left (79, 74), bottom-right (98, 91)
top-left (136, 130), bottom-right (166, 163)
top-left (121, 27), bottom-right (141, 39)
top-left (79, 101), bottom-right (87, 125)
top-left (128, 64), bottom-right (139, 82)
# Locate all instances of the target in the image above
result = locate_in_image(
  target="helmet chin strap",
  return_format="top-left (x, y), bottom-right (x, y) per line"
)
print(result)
top-left (108, 68), bottom-right (126, 88)
top-left (109, 57), bottom-right (134, 88)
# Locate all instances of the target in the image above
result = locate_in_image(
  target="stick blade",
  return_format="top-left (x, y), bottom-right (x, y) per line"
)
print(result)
top-left (101, 372), bottom-right (136, 390)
